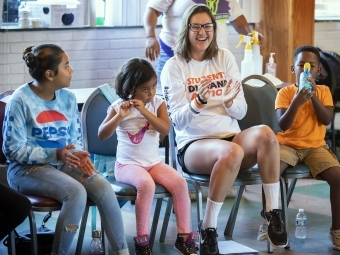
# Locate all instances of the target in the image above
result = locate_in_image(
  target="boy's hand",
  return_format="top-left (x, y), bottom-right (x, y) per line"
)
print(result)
top-left (308, 76), bottom-right (317, 93)
top-left (292, 87), bottom-right (314, 107)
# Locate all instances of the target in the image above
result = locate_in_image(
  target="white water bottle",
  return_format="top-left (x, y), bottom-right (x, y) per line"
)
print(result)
top-left (89, 230), bottom-right (104, 255)
top-left (295, 209), bottom-right (307, 239)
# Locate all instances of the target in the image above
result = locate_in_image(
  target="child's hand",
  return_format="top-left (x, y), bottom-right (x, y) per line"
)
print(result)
top-left (293, 87), bottom-right (314, 107)
top-left (118, 101), bottom-right (132, 118)
top-left (73, 151), bottom-right (95, 176)
top-left (57, 144), bottom-right (80, 168)
top-left (130, 99), bottom-right (147, 115)
top-left (308, 76), bottom-right (317, 93)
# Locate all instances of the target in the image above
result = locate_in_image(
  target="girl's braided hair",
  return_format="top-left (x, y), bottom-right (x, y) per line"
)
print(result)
top-left (22, 44), bottom-right (64, 81)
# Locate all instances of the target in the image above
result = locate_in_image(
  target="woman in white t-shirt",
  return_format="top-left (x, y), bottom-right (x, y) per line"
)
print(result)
top-left (161, 5), bottom-right (288, 255)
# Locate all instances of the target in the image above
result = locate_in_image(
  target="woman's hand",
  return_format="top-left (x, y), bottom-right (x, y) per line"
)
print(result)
top-left (73, 151), bottom-right (96, 176)
top-left (56, 144), bottom-right (80, 168)
top-left (222, 78), bottom-right (241, 108)
top-left (118, 101), bottom-right (133, 118)
top-left (197, 78), bottom-right (211, 102)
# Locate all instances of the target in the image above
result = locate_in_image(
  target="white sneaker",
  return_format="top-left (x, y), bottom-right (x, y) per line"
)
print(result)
top-left (257, 220), bottom-right (268, 241)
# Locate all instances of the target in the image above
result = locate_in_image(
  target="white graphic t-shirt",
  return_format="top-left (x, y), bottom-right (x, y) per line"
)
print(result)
top-left (111, 96), bottom-right (164, 166)
top-left (161, 49), bottom-right (247, 149)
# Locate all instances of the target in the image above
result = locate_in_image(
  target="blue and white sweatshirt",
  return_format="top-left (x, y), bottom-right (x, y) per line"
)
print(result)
top-left (2, 83), bottom-right (83, 166)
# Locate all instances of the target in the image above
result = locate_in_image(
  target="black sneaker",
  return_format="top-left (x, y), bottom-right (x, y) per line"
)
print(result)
top-left (134, 235), bottom-right (152, 255)
top-left (134, 244), bottom-right (152, 255)
top-left (264, 209), bottom-right (288, 248)
top-left (174, 232), bottom-right (199, 255)
top-left (198, 220), bottom-right (220, 255)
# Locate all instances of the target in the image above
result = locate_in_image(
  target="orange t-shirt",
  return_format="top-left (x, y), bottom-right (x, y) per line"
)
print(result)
top-left (275, 84), bottom-right (333, 149)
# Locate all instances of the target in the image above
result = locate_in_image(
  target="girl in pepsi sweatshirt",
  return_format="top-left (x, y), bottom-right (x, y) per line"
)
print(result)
top-left (2, 44), bottom-right (130, 255)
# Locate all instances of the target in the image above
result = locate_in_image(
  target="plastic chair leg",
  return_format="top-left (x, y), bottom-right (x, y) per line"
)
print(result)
top-left (75, 205), bottom-right (91, 255)
top-left (224, 185), bottom-right (245, 237)
top-left (267, 238), bottom-right (273, 253)
top-left (287, 178), bottom-right (298, 206)
top-left (159, 198), bottom-right (173, 242)
top-left (194, 183), bottom-right (204, 224)
top-left (102, 222), bottom-right (108, 255)
top-left (149, 198), bottom-right (162, 249)
top-left (28, 210), bottom-right (38, 255)
top-left (280, 177), bottom-right (290, 249)
top-left (9, 230), bottom-right (16, 255)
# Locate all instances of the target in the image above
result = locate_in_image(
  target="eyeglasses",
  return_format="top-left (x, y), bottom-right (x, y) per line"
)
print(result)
top-left (189, 23), bottom-right (214, 32)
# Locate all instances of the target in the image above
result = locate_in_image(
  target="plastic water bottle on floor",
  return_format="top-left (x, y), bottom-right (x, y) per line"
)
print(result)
top-left (295, 209), bottom-right (307, 239)
top-left (89, 230), bottom-right (104, 255)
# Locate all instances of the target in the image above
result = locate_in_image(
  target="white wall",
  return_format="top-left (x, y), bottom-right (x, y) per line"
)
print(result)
top-left (0, 21), bottom-right (339, 92)
top-left (314, 21), bottom-right (340, 53)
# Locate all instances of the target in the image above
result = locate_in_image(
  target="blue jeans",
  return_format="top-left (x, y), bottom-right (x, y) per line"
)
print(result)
top-left (156, 47), bottom-right (171, 96)
top-left (7, 162), bottom-right (129, 255)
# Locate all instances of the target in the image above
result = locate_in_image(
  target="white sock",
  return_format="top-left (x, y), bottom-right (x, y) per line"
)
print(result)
top-left (263, 182), bottom-right (280, 212)
top-left (202, 198), bottom-right (223, 229)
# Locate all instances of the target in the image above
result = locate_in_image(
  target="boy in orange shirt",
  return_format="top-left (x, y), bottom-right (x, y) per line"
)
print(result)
top-left (257, 45), bottom-right (340, 250)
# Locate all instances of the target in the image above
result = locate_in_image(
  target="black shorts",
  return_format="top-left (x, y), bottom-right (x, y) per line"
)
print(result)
top-left (177, 136), bottom-right (235, 173)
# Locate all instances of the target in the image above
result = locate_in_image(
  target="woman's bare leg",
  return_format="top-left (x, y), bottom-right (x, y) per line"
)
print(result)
top-left (184, 139), bottom-right (244, 202)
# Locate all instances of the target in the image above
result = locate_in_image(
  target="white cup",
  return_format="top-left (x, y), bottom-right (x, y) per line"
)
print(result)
top-left (20, 10), bottom-right (30, 19)
top-left (31, 19), bottom-right (41, 28)
top-left (19, 18), bottom-right (30, 29)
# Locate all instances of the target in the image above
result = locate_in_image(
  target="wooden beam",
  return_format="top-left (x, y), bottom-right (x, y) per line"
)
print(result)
top-left (256, 0), bottom-right (315, 83)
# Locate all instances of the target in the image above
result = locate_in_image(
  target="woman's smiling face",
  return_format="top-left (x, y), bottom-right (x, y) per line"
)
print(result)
top-left (188, 12), bottom-right (214, 61)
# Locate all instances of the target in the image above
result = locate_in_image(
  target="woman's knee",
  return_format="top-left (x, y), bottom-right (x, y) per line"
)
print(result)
top-left (254, 125), bottom-right (278, 146)
top-left (218, 143), bottom-right (244, 168)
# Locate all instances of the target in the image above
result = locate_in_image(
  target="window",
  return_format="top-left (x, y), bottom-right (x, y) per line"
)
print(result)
top-left (315, 0), bottom-right (340, 20)
top-left (1, 0), bottom-right (105, 26)
top-left (2, 0), bottom-right (21, 23)
top-left (1, 0), bottom-right (147, 28)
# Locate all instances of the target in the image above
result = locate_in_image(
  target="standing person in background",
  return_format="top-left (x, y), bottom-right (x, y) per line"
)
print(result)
top-left (144, 0), bottom-right (261, 94)
top-left (161, 5), bottom-right (287, 254)
top-left (3, 44), bottom-right (130, 255)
